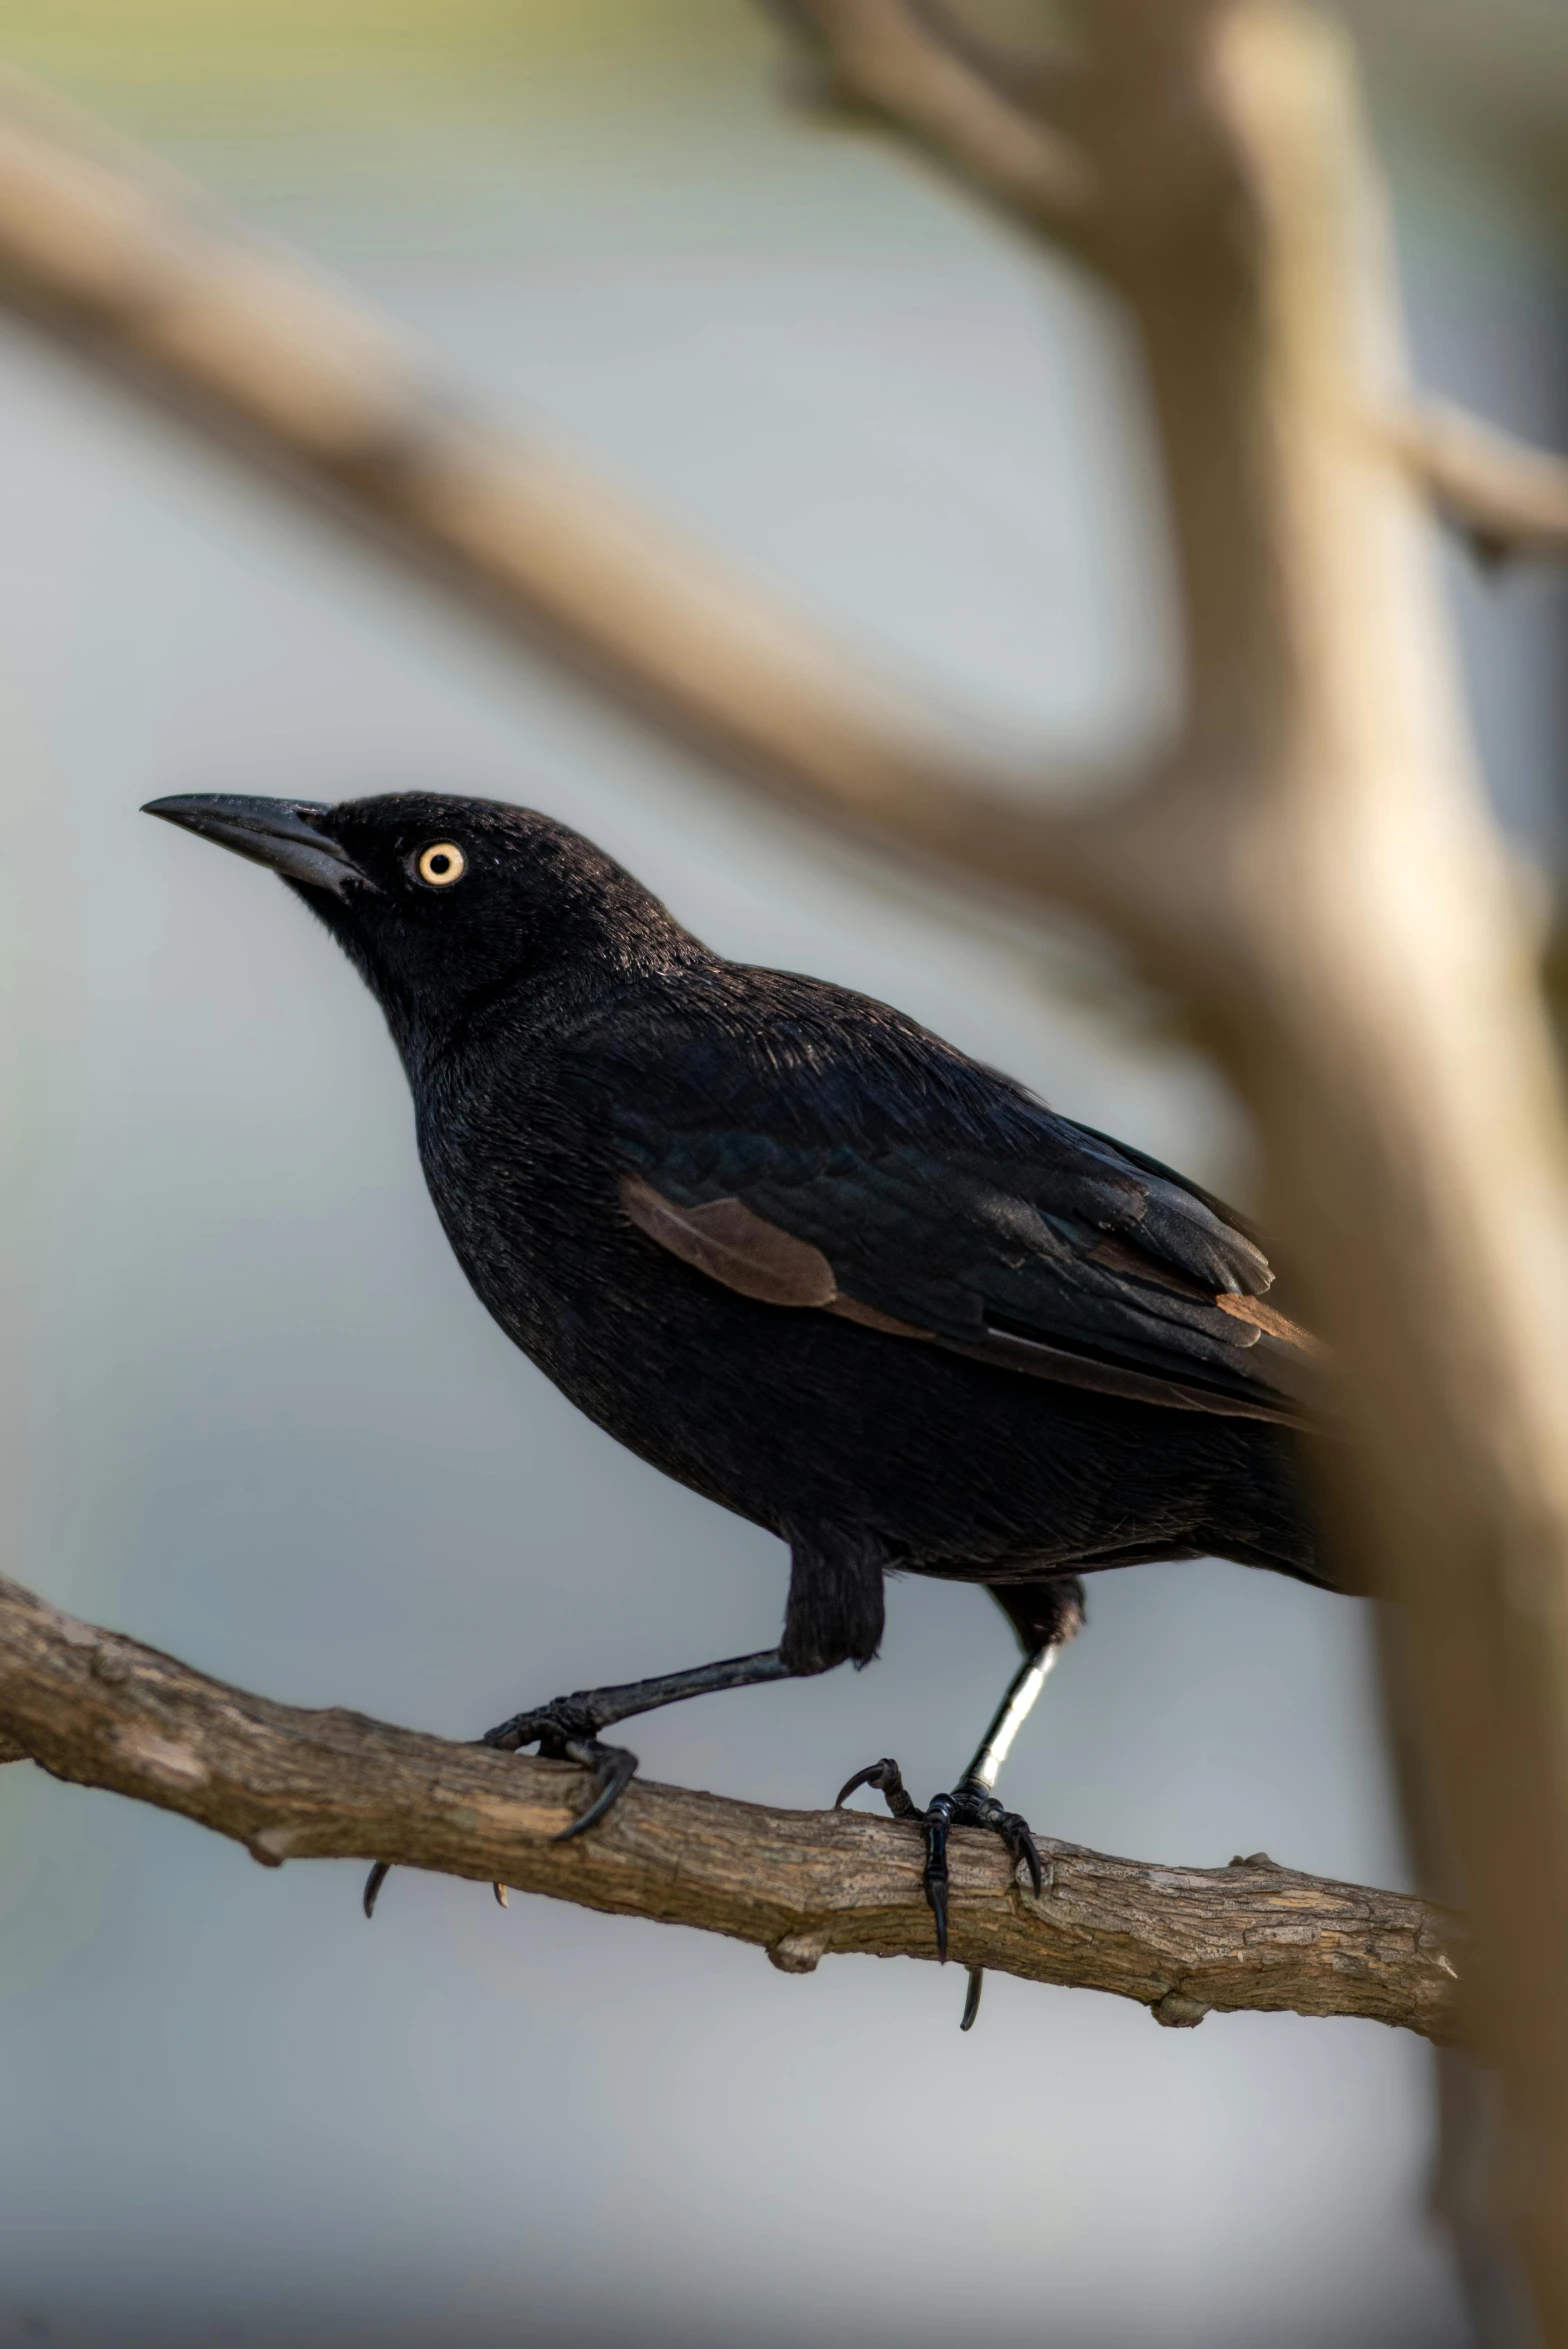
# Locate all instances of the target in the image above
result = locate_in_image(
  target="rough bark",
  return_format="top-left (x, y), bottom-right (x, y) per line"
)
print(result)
top-left (0, 1569), bottom-right (1457, 2038)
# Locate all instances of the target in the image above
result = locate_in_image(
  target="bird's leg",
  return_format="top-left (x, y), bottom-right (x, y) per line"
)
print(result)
top-left (836, 1579), bottom-right (1083, 2018)
top-left (486, 1530), bottom-right (880, 1850)
top-left (960, 1639), bottom-right (1062, 1796)
top-left (362, 1649), bottom-right (798, 1917)
top-left (836, 1649), bottom-right (1055, 1969)
top-left (365, 1533), bottom-right (884, 1917)
top-left (481, 1648), bottom-right (797, 1837)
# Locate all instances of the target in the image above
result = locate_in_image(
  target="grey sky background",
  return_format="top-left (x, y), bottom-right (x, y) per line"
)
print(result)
top-left (1, 12), bottom-right (1566, 2343)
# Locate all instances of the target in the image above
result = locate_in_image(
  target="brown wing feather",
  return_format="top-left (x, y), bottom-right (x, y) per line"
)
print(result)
top-left (620, 1173), bottom-right (836, 1306)
top-left (621, 1174), bottom-right (1318, 1428)
top-left (1216, 1291), bottom-right (1322, 1352)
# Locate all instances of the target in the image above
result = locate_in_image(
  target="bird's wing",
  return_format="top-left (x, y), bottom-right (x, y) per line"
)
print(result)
top-left (598, 998), bottom-right (1322, 1429)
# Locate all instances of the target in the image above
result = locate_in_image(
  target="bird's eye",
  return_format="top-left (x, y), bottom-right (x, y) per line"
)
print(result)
top-left (416, 842), bottom-right (466, 888)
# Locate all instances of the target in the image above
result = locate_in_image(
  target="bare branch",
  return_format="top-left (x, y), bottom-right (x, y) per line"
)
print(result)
top-left (765, 0), bottom-right (1093, 229)
top-left (0, 1568), bottom-right (1457, 2038)
top-left (905, 2), bottom-right (1087, 116)
top-left (1389, 399), bottom-right (1568, 565)
top-left (0, 76), bottom-right (1132, 893)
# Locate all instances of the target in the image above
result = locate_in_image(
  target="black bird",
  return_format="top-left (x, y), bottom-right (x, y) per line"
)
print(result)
top-left (144, 790), bottom-right (1328, 1994)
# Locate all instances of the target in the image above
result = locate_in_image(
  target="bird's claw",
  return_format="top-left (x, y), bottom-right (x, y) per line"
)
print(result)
top-left (835, 1756), bottom-right (1044, 1968)
top-left (482, 1696), bottom-right (639, 1842)
top-left (361, 1697), bottom-right (639, 1918)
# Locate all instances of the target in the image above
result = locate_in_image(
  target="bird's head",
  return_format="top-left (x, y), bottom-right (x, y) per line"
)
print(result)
top-left (143, 790), bottom-right (692, 1058)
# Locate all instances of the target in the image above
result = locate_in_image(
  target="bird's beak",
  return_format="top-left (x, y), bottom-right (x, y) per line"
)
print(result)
top-left (142, 794), bottom-right (372, 896)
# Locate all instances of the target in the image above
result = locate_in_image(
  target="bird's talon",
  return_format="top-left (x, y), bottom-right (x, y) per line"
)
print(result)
top-left (838, 1757), bottom-right (1045, 1959)
top-left (550, 1738), bottom-right (638, 1841)
top-left (362, 1703), bottom-right (642, 1924)
top-left (835, 1756), bottom-right (920, 1819)
top-left (998, 1812), bottom-right (1045, 1897)
top-left (834, 1759), bottom-right (885, 1808)
top-left (480, 1699), bottom-right (639, 1840)
top-left (925, 1819), bottom-right (952, 1962)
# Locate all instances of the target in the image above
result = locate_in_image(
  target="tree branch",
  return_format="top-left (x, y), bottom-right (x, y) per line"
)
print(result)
top-left (767, 0), bottom-right (1094, 229)
top-left (0, 72), bottom-right (1127, 885)
top-left (0, 1569), bottom-right (1457, 2039)
top-left (1389, 399), bottom-right (1568, 564)
top-left (769, 10), bottom-right (1568, 594)
top-left (904, 2), bottom-right (1088, 118)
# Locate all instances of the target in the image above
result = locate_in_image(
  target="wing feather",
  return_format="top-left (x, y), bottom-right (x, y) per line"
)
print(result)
top-left (620, 1172), bottom-right (1320, 1428)
top-left (587, 973), bottom-right (1324, 1429)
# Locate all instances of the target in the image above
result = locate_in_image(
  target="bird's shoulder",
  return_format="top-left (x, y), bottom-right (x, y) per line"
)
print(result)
top-left (560, 959), bottom-right (1056, 1147)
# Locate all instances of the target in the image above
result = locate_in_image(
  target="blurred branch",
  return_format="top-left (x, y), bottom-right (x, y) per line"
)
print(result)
top-left (0, 71), bottom-right (1130, 890)
top-left (770, 3), bottom-right (1568, 604)
top-left (766, 0), bottom-right (1094, 227)
top-left (0, 1568), bottom-right (1458, 2038)
top-left (1034, 14), bottom-right (1568, 2335)
top-left (904, 2), bottom-right (1088, 115)
top-left (1391, 400), bottom-right (1568, 564)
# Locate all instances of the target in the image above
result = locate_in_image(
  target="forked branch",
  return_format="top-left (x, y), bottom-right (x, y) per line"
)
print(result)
top-left (0, 1569), bottom-right (1457, 2038)
top-left (770, 5), bottom-right (1568, 582)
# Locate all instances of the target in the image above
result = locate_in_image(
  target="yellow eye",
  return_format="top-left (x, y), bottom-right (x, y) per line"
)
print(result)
top-left (416, 842), bottom-right (466, 887)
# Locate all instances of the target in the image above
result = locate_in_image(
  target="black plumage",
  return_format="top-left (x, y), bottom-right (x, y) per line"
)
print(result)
top-left (145, 789), bottom-right (1332, 1957)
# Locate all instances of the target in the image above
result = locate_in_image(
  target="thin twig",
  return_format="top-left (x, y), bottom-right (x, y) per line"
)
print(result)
top-left (905, 1), bottom-right (1087, 118)
top-left (0, 1569), bottom-right (1458, 2038)
top-left (769, 0), bottom-right (1093, 226)
top-left (1389, 399), bottom-right (1568, 565)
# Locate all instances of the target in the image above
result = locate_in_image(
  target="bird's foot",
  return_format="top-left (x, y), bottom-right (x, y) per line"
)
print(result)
top-left (361, 1696), bottom-right (638, 1920)
top-left (480, 1694), bottom-right (640, 1843)
top-left (834, 1757), bottom-right (1044, 1966)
